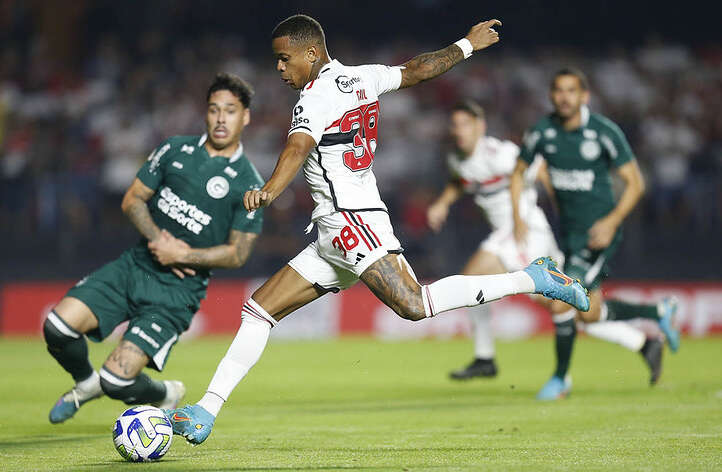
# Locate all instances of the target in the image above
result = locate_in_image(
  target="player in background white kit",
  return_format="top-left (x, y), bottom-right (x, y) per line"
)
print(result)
top-left (427, 101), bottom-right (663, 381)
top-left (166, 14), bottom-right (590, 444)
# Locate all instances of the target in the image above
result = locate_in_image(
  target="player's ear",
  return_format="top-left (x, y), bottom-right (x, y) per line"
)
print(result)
top-left (242, 108), bottom-right (250, 127)
top-left (305, 45), bottom-right (318, 64)
top-left (581, 89), bottom-right (590, 104)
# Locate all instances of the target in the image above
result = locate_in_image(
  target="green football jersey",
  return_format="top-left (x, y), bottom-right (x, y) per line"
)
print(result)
top-left (519, 106), bottom-right (634, 245)
top-left (132, 134), bottom-right (264, 291)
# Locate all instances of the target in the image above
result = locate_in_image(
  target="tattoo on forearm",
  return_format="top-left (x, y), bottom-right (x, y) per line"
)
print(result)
top-left (401, 44), bottom-right (464, 88)
top-left (183, 232), bottom-right (258, 269)
top-left (125, 199), bottom-right (160, 241)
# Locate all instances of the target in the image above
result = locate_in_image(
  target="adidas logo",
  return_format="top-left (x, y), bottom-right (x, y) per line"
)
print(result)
top-left (355, 253), bottom-right (366, 265)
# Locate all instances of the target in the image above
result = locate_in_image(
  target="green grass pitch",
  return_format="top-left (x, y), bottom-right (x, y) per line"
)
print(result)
top-left (1, 336), bottom-right (720, 471)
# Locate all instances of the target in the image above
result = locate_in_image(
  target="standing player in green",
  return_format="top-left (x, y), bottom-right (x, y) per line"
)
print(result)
top-left (512, 68), bottom-right (680, 400)
top-left (43, 73), bottom-right (265, 423)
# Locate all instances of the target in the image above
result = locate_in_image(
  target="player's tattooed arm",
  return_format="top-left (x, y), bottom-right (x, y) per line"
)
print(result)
top-left (121, 178), bottom-right (161, 241)
top-left (149, 229), bottom-right (258, 269)
top-left (399, 19), bottom-right (501, 89)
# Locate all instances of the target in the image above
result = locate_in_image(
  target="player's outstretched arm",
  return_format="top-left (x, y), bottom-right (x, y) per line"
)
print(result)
top-left (427, 181), bottom-right (463, 233)
top-left (244, 132), bottom-right (316, 211)
top-left (399, 19), bottom-right (501, 89)
top-left (149, 229), bottom-right (259, 269)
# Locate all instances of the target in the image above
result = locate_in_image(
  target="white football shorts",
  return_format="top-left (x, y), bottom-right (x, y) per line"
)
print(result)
top-left (288, 210), bottom-right (402, 291)
top-left (480, 208), bottom-right (563, 271)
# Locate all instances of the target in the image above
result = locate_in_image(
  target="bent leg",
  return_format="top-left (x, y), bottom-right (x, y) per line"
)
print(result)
top-left (100, 340), bottom-right (167, 405)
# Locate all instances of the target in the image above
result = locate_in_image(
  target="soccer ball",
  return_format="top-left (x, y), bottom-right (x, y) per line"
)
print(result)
top-left (112, 405), bottom-right (173, 462)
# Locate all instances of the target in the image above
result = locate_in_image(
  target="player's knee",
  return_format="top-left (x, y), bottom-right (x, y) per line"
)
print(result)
top-left (100, 372), bottom-right (138, 404)
top-left (43, 312), bottom-right (80, 348)
top-left (392, 298), bottom-right (427, 322)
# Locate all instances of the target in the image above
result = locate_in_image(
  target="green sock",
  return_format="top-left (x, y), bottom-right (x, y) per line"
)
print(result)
top-left (127, 373), bottom-right (167, 404)
top-left (553, 318), bottom-right (576, 379)
top-left (605, 300), bottom-right (659, 321)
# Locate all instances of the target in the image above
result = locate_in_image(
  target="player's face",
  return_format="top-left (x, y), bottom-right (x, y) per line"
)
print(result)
top-left (449, 111), bottom-right (486, 155)
top-left (272, 36), bottom-right (315, 90)
top-left (550, 75), bottom-right (589, 119)
top-left (205, 90), bottom-right (250, 150)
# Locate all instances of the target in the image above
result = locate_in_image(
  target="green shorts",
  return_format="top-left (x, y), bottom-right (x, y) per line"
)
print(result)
top-left (66, 249), bottom-right (201, 371)
top-left (562, 232), bottom-right (621, 290)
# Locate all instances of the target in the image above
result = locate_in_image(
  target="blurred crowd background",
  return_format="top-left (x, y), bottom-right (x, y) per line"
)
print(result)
top-left (1, 0), bottom-right (720, 282)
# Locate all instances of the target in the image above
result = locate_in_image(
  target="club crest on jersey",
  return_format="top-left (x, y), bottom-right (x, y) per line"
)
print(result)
top-left (580, 140), bottom-right (601, 161)
top-left (335, 75), bottom-right (360, 93)
top-left (206, 176), bottom-right (230, 199)
top-left (181, 144), bottom-right (194, 155)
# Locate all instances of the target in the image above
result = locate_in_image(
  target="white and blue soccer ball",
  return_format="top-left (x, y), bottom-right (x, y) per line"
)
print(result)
top-left (112, 405), bottom-right (173, 462)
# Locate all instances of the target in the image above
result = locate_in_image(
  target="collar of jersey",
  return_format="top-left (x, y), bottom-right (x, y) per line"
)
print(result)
top-left (197, 133), bottom-right (244, 163)
top-left (317, 59), bottom-right (341, 78)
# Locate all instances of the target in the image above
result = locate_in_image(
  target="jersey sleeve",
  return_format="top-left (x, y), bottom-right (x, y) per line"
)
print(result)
top-left (601, 122), bottom-right (635, 168)
top-left (519, 125), bottom-right (543, 165)
top-left (136, 138), bottom-right (174, 190)
top-left (360, 64), bottom-right (403, 95)
top-left (287, 87), bottom-right (335, 145)
top-left (231, 162), bottom-right (265, 234)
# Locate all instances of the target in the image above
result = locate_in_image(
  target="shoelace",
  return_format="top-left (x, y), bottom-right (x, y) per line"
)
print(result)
top-left (69, 389), bottom-right (80, 409)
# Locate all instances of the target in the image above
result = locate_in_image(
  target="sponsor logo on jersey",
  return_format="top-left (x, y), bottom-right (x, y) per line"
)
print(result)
top-left (544, 128), bottom-right (557, 139)
top-left (224, 166), bottom-right (238, 178)
top-left (335, 75), bottom-right (360, 93)
top-left (206, 176), bottom-right (230, 199)
top-left (549, 167), bottom-right (595, 191)
top-left (293, 105), bottom-right (303, 116)
top-left (583, 129), bottom-right (598, 139)
top-left (172, 161), bottom-right (184, 169)
top-left (147, 143), bottom-right (171, 174)
top-left (181, 144), bottom-right (194, 155)
top-left (290, 105), bottom-right (310, 128)
top-left (157, 186), bottom-right (212, 234)
top-left (580, 140), bottom-right (601, 161)
top-left (545, 144), bottom-right (557, 154)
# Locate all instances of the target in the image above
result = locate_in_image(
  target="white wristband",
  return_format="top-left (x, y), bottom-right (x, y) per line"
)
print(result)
top-left (454, 38), bottom-right (473, 59)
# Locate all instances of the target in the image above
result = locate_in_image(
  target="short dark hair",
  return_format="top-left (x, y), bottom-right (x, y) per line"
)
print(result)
top-left (271, 14), bottom-right (325, 46)
top-left (452, 100), bottom-right (485, 120)
top-left (206, 73), bottom-right (254, 108)
top-left (551, 67), bottom-right (589, 90)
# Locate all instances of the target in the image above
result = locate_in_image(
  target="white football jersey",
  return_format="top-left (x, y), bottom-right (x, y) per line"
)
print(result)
top-left (288, 59), bottom-right (402, 221)
top-left (448, 136), bottom-right (545, 231)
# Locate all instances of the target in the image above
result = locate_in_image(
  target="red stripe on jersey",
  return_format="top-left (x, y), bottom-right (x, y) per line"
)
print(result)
top-left (354, 213), bottom-right (381, 246)
top-left (305, 80), bottom-right (315, 90)
top-left (424, 285), bottom-right (435, 317)
top-left (341, 212), bottom-right (372, 251)
top-left (481, 175), bottom-right (505, 186)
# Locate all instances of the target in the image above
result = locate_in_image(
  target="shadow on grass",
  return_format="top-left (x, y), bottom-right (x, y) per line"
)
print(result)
top-left (0, 434), bottom-right (98, 448)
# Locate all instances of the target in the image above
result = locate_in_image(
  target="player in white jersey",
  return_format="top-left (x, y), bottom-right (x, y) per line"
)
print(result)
top-left (427, 101), bottom-right (663, 381)
top-left (166, 14), bottom-right (590, 444)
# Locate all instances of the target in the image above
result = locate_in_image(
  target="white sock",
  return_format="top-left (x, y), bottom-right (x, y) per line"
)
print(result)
top-left (421, 272), bottom-right (534, 317)
top-left (584, 321), bottom-right (646, 351)
top-left (552, 309), bottom-right (577, 324)
top-left (470, 304), bottom-right (495, 359)
top-left (76, 370), bottom-right (102, 397)
top-left (197, 299), bottom-right (277, 417)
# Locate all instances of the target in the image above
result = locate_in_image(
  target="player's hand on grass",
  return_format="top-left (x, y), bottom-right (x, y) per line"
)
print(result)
top-left (587, 216), bottom-right (617, 250)
top-left (244, 189), bottom-right (273, 211)
top-left (465, 19), bottom-right (502, 51)
top-left (427, 202), bottom-right (449, 233)
top-left (148, 230), bottom-right (197, 279)
top-left (513, 219), bottom-right (528, 245)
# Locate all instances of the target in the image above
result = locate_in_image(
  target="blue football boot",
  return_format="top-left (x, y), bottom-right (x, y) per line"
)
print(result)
top-left (49, 386), bottom-right (103, 424)
top-left (657, 297), bottom-right (681, 353)
top-left (524, 257), bottom-right (590, 312)
top-left (536, 374), bottom-right (572, 401)
top-left (164, 404), bottom-right (215, 445)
